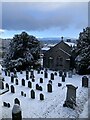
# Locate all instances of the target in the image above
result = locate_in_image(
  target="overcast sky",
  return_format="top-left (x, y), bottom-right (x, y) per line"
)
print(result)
top-left (0, 2), bottom-right (88, 39)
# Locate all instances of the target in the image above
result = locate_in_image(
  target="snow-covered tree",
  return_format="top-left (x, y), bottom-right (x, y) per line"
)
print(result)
top-left (3, 32), bottom-right (40, 70)
top-left (75, 27), bottom-right (90, 74)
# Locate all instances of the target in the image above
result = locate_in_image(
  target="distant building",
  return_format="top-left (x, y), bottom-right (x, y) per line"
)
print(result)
top-left (43, 41), bottom-right (76, 71)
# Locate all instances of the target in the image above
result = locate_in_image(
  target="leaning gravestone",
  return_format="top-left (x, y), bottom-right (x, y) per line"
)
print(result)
top-left (51, 73), bottom-right (54, 80)
top-left (82, 76), bottom-right (88, 87)
top-left (47, 83), bottom-right (52, 93)
top-left (12, 104), bottom-right (22, 120)
top-left (63, 84), bottom-right (78, 109)
top-left (40, 93), bottom-right (44, 100)
top-left (31, 90), bottom-right (35, 99)
top-left (22, 79), bottom-right (25, 86)
top-left (11, 85), bottom-right (15, 93)
top-left (14, 98), bottom-right (20, 105)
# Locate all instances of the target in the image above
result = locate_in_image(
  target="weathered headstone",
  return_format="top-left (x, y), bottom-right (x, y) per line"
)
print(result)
top-left (12, 104), bottom-right (22, 120)
top-left (6, 83), bottom-right (9, 89)
top-left (15, 79), bottom-right (18, 85)
top-left (22, 79), bottom-right (25, 86)
top-left (40, 93), bottom-right (44, 100)
top-left (44, 71), bottom-right (48, 78)
top-left (62, 75), bottom-right (65, 82)
top-left (59, 71), bottom-right (63, 77)
top-left (63, 84), bottom-right (78, 109)
top-left (82, 76), bottom-right (88, 87)
top-left (31, 90), bottom-right (35, 99)
top-left (14, 98), bottom-right (20, 105)
top-left (11, 85), bottom-right (15, 93)
top-left (40, 78), bottom-right (43, 83)
top-left (47, 83), bottom-right (52, 93)
top-left (28, 81), bottom-right (32, 88)
top-left (51, 73), bottom-right (54, 80)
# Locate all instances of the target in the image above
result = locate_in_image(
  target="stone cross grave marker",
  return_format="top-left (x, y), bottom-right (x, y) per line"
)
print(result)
top-left (63, 84), bottom-right (78, 109)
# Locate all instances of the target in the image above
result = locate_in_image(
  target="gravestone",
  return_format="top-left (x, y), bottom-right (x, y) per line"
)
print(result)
top-left (24, 93), bottom-right (26, 97)
top-left (26, 70), bottom-right (29, 80)
top-left (22, 79), bottom-right (25, 86)
top-left (44, 72), bottom-right (48, 78)
top-left (32, 78), bottom-right (35, 82)
top-left (21, 91), bottom-right (24, 96)
top-left (41, 71), bottom-right (43, 74)
top-left (15, 79), bottom-right (18, 85)
top-left (20, 70), bottom-right (23, 74)
top-left (6, 83), bottom-right (9, 89)
top-left (0, 81), bottom-right (4, 89)
top-left (12, 104), bottom-right (22, 120)
top-left (63, 84), bottom-right (78, 109)
top-left (40, 93), bottom-right (44, 100)
top-left (47, 83), bottom-right (52, 93)
top-left (13, 68), bottom-right (17, 78)
top-left (62, 75), bottom-right (65, 82)
top-left (48, 80), bottom-right (52, 84)
top-left (54, 72), bottom-right (57, 76)
top-left (5, 70), bottom-right (7, 76)
top-left (73, 68), bottom-right (76, 75)
top-left (59, 71), bottom-right (63, 77)
top-left (58, 83), bottom-right (62, 87)
top-left (31, 90), bottom-right (35, 99)
top-left (37, 69), bottom-right (40, 74)
top-left (68, 71), bottom-right (72, 78)
top-left (28, 81), bottom-right (32, 88)
top-left (3, 102), bottom-right (7, 107)
top-left (51, 73), bottom-right (54, 80)
top-left (64, 72), bottom-right (67, 77)
top-left (11, 74), bottom-right (14, 83)
top-left (8, 70), bottom-right (10, 76)
top-left (36, 84), bottom-right (39, 90)
top-left (39, 86), bottom-right (43, 91)
top-left (7, 103), bottom-right (10, 108)
top-left (40, 78), bottom-right (43, 83)
top-left (11, 85), bottom-right (15, 93)
top-left (14, 98), bottom-right (20, 105)
top-left (82, 76), bottom-right (88, 87)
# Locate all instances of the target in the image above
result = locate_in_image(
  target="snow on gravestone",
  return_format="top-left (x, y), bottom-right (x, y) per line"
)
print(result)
top-left (63, 84), bottom-right (78, 109)
top-left (12, 104), bottom-right (22, 120)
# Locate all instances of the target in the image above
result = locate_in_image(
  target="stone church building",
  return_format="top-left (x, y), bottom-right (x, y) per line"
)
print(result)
top-left (43, 41), bottom-right (74, 71)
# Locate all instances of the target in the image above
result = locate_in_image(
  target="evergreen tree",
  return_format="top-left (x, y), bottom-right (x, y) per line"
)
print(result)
top-left (75, 27), bottom-right (90, 74)
top-left (3, 32), bottom-right (40, 71)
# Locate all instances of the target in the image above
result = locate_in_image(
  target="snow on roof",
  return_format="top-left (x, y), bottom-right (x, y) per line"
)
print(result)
top-left (65, 42), bottom-right (76, 47)
top-left (59, 48), bottom-right (71, 56)
top-left (41, 47), bottom-right (50, 51)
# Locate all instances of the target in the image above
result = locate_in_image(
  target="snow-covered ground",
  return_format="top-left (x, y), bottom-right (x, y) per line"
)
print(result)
top-left (0, 69), bottom-right (89, 119)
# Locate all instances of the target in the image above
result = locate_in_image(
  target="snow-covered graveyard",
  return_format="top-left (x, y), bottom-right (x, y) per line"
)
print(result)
top-left (0, 66), bottom-right (89, 119)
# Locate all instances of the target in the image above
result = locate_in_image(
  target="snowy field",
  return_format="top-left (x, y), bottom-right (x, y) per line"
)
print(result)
top-left (0, 69), bottom-right (89, 119)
